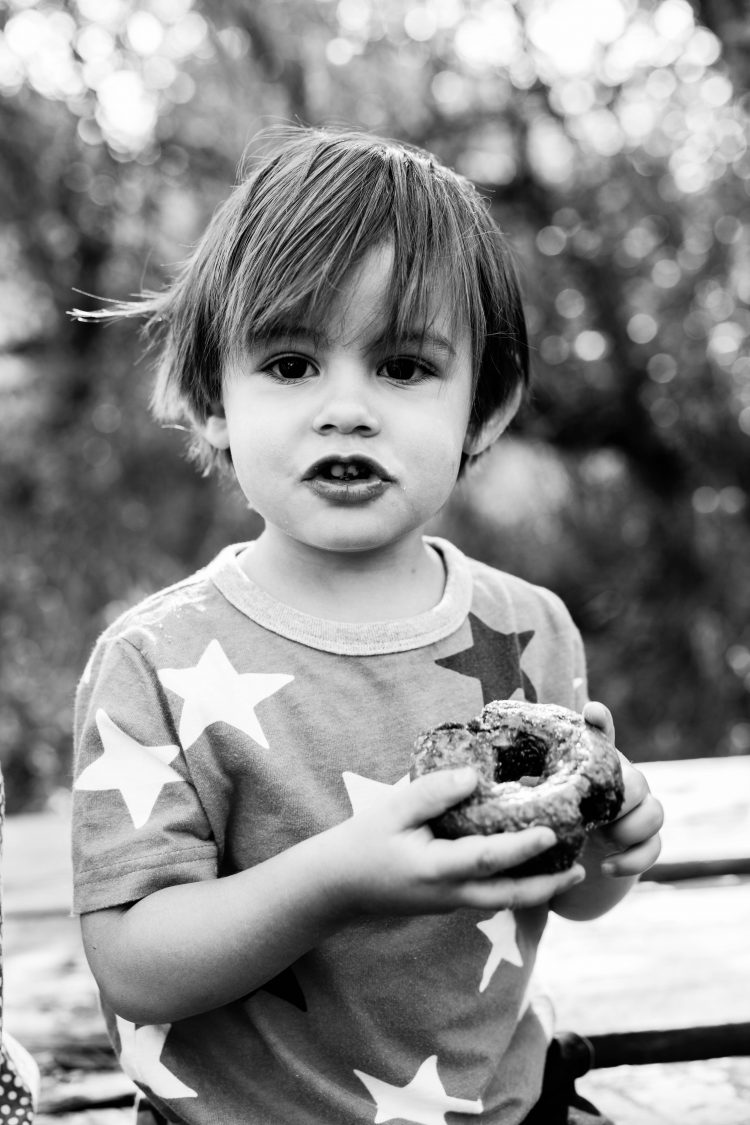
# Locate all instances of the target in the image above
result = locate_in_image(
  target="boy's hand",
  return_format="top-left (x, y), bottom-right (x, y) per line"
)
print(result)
top-left (330, 767), bottom-right (585, 919)
top-left (583, 701), bottom-right (664, 878)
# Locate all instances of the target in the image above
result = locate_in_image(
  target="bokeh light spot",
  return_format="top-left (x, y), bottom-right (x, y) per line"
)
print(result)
top-left (654, 0), bottom-right (695, 41)
top-left (528, 0), bottom-right (627, 77)
top-left (126, 11), bottom-right (164, 56)
top-left (647, 353), bottom-right (677, 383)
top-left (692, 486), bottom-right (720, 514)
top-left (404, 6), bottom-right (437, 42)
top-left (652, 259), bottom-right (681, 288)
top-left (454, 9), bottom-right (521, 68)
top-left (715, 216), bottom-right (742, 244)
top-left (539, 335), bottom-right (570, 364)
top-left (536, 226), bottom-right (567, 256)
top-left (96, 70), bottom-right (157, 148)
top-left (574, 330), bottom-right (608, 361)
top-left (328, 36), bottom-right (356, 64)
top-left (555, 288), bottom-right (586, 318)
top-left (627, 313), bottom-right (659, 344)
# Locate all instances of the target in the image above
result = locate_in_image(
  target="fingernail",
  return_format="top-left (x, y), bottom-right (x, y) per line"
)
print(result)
top-left (601, 861), bottom-right (616, 876)
top-left (570, 865), bottom-right (586, 884)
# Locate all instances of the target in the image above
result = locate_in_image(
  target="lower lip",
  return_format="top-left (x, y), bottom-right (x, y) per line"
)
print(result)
top-left (305, 477), bottom-right (389, 503)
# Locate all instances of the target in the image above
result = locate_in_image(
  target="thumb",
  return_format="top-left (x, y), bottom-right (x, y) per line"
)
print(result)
top-left (397, 767), bottom-right (478, 827)
top-left (583, 700), bottom-right (615, 743)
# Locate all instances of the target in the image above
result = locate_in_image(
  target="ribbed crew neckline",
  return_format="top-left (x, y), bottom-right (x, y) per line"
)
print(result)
top-left (207, 536), bottom-right (472, 655)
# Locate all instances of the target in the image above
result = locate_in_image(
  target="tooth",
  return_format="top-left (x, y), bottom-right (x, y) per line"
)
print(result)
top-left (329, 463), bottom-right (346, 478)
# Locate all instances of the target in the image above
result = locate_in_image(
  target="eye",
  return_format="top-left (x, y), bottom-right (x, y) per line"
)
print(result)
top-left (265, 355), bottom-right (316, 381)
top-left (380, 357), bottom-right (435, 383)
top-left (268, 355), bottom-right (314, 381)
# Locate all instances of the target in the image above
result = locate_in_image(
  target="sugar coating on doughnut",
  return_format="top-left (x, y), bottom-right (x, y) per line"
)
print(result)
top-left (409, 700), bottom-right (624, 875)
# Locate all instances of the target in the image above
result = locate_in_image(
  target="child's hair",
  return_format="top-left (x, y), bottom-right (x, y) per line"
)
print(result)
top-left (95, 126), bottom-right (529, 474)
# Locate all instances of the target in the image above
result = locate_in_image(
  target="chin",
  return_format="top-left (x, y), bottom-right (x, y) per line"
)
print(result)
top-left (313, 533), bottom-right (398, 555)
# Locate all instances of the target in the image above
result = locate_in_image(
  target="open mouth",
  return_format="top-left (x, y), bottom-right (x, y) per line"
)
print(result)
top-left (304, 456), bottom-right (389, 483)
top-left (303, 455), bottom-right (391, 500)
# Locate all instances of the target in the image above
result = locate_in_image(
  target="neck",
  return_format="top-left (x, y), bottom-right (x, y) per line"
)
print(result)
top-left (238, 530), bottom-right (446, 622)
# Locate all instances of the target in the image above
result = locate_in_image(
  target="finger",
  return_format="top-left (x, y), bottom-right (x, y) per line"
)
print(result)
top-left (455, 864), bottom-right (586, 912)
top-left (601, 765), bottom-right (662, 827)
top-left (602, 833), bottom-right (662, 878)
top-left (396, 768), bottom-right (478, 826)
top-left (607, 762), bottom-right (649, 820)
top-left (583, 700), bottom-right (615, 742)
top-left (601, 794), bottom-right (664, 849)
top-left (428, 826), bottom-right (557, 880)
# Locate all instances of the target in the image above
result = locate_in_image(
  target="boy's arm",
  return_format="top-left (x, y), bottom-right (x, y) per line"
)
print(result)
top-left (551, 702), bottom-right (664, 921)
top-left (82, 766), bottom-right (586, 1024)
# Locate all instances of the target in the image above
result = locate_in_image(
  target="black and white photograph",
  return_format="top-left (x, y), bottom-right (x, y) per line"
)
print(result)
top-left (0, 2), bottom-right (748, 1122)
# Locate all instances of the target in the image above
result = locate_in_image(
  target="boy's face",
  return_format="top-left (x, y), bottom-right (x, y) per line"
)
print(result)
top-left (203, 244), bottom-right (484, 561)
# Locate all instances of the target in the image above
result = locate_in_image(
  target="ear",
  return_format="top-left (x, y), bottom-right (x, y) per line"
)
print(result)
top-left (463, 385), bottom-right (522, 457)
top-left (200, 406), bottom-right (230, 451)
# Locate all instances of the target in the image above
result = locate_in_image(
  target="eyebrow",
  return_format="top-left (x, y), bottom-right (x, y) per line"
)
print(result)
top-left (248, 325), bottom-right (328, 349)
top-left (368, 328), bottom-right (457, 358)
top-left (249, 325), bottom-right (457, 358)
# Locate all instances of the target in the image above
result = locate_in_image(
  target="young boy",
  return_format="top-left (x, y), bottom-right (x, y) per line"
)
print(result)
top-left (72, 127), bottom-right (663, 1125)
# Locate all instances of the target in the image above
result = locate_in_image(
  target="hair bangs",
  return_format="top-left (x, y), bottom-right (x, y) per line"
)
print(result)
top-left (219, 134), bottom-right (480, 368)
top-left (221, 141), bottom-right (398, 359)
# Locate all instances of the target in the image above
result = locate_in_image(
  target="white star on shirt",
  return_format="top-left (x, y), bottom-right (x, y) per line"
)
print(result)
top-left (476, 910), bottom-right (523, 993)
top-left (354, 1054), bottom-right (483, 1124)
top-left (158, 639), bottom-right (293, 750)
top-left (74, 710), bottom-right (184, 829)
top-left (116, 1017), bottom-right (197, 1099)
top-left (342, 771), bottom-right (411, 813)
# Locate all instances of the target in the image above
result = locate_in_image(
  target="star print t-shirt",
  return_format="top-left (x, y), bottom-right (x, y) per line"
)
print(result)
top-left (72, 537), bottom-right (589, 1125)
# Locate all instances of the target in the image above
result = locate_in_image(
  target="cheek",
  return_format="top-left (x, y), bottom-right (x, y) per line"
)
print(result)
top-left (224, 406), bottom-right (277, 465)
top-left (429, 381), bottom-right (474, 445)
top-left (223, 424), bottom-right (266, 497)
top-left (421, 406), bottom-right (471, 467)
top-left (407, 429), bottom-right (464, 502)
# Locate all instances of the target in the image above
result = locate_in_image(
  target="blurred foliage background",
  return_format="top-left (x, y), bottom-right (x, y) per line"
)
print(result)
top-left (1, 0), bottom-right (749, 811)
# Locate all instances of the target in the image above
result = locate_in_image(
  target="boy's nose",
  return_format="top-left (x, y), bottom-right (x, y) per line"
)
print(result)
top-left (311, 373), bottom-right (381, 435)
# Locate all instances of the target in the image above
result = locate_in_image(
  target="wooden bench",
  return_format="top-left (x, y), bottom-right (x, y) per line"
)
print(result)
top-left (6, 757), bottom-right (750, 1122)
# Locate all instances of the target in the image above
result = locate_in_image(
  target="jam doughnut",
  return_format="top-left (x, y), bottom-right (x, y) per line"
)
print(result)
top-left (410, 700), bottom-right (624, 875)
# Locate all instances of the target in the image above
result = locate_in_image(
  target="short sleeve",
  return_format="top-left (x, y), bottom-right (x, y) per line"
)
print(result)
top-left (72, 636), bottom-right (217, 914)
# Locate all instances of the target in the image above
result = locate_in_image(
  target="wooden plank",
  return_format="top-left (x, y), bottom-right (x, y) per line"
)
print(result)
top-left (588, 1023), bottom-right (750, 1067)
top-left (538, 877), bottom-right (750, 1036)
top-left (39, 1072), bottom-right (135, 1115)
top-left (34, 1111), bottom-right (133, 1124)
top-left (644, 857), bottom-right (750, 882)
